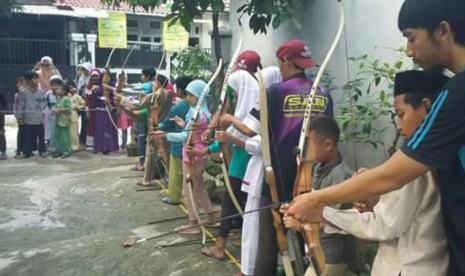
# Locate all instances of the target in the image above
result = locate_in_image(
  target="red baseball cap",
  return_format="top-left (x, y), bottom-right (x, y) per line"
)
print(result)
top-left (276, 39), bottom-right (317, 69)
top-left (235, 51), bottom-right (262, 73)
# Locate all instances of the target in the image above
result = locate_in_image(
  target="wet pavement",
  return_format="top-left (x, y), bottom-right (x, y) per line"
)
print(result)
top-left (0, 116), bottom-right (239, 276)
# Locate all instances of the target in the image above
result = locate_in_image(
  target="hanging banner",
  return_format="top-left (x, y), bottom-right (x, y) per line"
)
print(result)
top-left (162, 18), bottom-right (189, 52)
top-left (98, 12), bottom-right (127, 49)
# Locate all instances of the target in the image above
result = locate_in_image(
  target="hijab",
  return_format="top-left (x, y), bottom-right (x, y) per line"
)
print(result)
top-left (37, 56), bottom-right (61, 92)
top-left (185, 80), bottom-right (211, 123)
top-left (86, 69), bottom-right (102, 90)
top-left (259, 66), bottom-right (282, 89)
top-left (77, 62), bottom-right (94, 95)
top-left (229, 70), bottom-right (260, 121)
top-left (227, 70), bottom-right (259, 139)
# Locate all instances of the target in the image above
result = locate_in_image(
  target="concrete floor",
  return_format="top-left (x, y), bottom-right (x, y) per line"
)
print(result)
top-left (0, 116), bottom-right (239, 276)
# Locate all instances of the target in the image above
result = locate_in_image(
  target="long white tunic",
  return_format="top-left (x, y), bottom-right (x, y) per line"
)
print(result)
top-left (323, 171), bottom-right (449, 276)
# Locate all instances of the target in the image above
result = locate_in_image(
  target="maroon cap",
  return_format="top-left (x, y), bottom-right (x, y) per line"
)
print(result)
top-left (276, 39), bottom-right (317, 69)
top-left (235, 51), bottom-right (262, 73)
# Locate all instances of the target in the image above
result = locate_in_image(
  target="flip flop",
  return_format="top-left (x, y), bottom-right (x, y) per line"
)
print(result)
top-left (200, 218), bottom-right (220, 228)
top-left (175, 224), bottom-right (201, 235)
top-left (162, 196), bottom-right (180, 206)
top-left (200, 246), bottom-right (227, 261)
top-left (136, 179), bottom-right (152, 186)
top-left (130, 165), bottom-right (145, 172)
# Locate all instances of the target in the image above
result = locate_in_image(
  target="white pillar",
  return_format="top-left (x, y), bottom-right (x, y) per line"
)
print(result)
top-left (166, 52), bottom-right (173, 80)
top-left (68, 33), bottom-right (98, 66)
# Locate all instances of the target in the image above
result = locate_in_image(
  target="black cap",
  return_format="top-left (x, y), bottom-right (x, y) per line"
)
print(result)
top-left (394, 70), bottom-right (450, 97)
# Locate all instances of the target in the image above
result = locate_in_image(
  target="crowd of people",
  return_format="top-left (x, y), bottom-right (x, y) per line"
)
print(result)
top-left (0, 56), bottom-right (178, 160)
top-left (1, 0), bottom-right (465, 275)
top-left (116, 36), bottom-right (450, 276)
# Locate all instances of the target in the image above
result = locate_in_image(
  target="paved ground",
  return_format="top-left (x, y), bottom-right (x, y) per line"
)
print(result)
top-left (0, 116), bottom-right (239, 276)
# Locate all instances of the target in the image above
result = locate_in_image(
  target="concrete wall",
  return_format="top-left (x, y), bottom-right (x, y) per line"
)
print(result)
top-left (229, 0), bottom-right (410, 168)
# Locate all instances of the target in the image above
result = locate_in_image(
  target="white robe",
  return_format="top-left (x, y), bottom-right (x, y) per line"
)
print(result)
top-left (324, 171), bottom-right (448, 276)
top-left (240, 67), bottom-right (282, 275)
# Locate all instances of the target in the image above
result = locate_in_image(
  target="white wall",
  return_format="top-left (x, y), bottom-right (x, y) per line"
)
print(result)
top-left (230, 0), bottom-right (410, 168)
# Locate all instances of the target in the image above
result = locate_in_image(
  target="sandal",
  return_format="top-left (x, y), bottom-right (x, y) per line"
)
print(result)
top-left (136, 179), bottom-right (152, 186)
top-left (162, 196), bottom-right (180, 206)
top-left (175, 224), bottom-right (201, 235)
top-left (130, 164), bottom-right (145, 172)
top-left (200, 218), bottom-right (220, 228)
top-left (200, 246), bottom-right (227, 261)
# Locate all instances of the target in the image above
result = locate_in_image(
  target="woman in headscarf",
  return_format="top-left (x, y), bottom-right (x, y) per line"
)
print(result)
top-left (76, 62), bottom-right (94, 149)
top-left (190, 69), bottom-right (261, 261)
top-left (87, 69), bottom-right (119, 154)
top-left (240, 66), bottom-right (281, 276)
top-left (154, 80), bottom-right (216, 234)
top-left (34, 56), bottom-right (61, 94)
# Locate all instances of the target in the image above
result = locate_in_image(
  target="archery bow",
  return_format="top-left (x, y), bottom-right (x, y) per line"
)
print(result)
top-left (149, 51), bottom-right (171, 182)
top-left (185, 60), bottom-right (223, 245)
top-left (216, 24), bottom-right (245, 216)
top-left (122, 28), bottom-right (143, 71)
top-left (293, 1), bottom-right (345, 275)
top-left (103, 24), bottom-right (124, 132)
top-left (258, 71), bottom-right (294, 276)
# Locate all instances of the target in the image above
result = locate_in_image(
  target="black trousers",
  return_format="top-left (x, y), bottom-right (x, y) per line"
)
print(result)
top-left (219, 176), bottom-right (247, 238)
top-left (0, 134), bottom-right (5, 153)
top-left (16, 124), bottom-right (24, 154)
top-left (79, 111), bottom-right (86, 145)
top-left (0, 114), bottom-right (4, 153)
top-left (23, 124), bottom-right (46, 155)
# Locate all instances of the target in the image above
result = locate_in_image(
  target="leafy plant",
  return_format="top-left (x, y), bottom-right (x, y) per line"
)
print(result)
top-left (171, 45), bottom-right (215, 80)
top-left (103, 0), bottom-right (304, 34)
top-left (337, 47), bottom-right (417, 157)
top-left (238, 0), bottom-right (304, 34)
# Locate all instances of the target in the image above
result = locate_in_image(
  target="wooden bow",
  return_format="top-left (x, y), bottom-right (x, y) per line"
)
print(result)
top-left (185, 59), bottom-right (223, 245)
top-left (258, 71), bottom-right (295, 276)
top-left (215, 24), bottom-right (245, 216)
top-left (103, 24), bottom-right (124, 132)
top-left (148, 51), bottom-right (170, 171)
top-left (293, 1), bottom-right (345, 275)
top-left (102, 66), bottom-right (118, 131)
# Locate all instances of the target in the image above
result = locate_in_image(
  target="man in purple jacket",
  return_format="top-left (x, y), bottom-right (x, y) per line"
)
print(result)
top-left (254, 39), bottom-right (333, 276)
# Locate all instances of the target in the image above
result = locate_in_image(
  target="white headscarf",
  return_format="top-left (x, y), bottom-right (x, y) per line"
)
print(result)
top-left (77, 62), bottom-right (94, 95)
top-left (259, 66), bottom-right (282, 89)
top-left (227, 70), bottom-right (259, 139)
top-left (80, 62), bottom-right (94, 73)
top-left (229, 70), bottom-right (259, 121)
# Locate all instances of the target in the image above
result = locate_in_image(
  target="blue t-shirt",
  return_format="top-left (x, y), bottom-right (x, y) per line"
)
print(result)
top-left (158, 100), bottom-right (190, 157)
top-left (143, 82), bottom-right (153, 94)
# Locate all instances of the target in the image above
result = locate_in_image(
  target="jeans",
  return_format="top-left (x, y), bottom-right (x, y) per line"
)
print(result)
top-left (137, 121), bottom-right (147, 164)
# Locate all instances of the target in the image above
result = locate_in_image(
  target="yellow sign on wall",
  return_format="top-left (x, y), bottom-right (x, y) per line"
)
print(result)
top-left (98, 12), bottom-right (127, 49)
top-left (162, 19), bottom-right (189, 52)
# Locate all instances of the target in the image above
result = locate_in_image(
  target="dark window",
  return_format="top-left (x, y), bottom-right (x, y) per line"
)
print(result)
top-left (150, 21), bottom-right (161, 29)
top-left (127, 20), bottom-right (138, 28)
top-left (195, 27), bottom-right (200, 34)
top-left (153, 37), bottom-right (161, 43)
top-left (189, 38), bottom-right (200, 47)
top-left (141, 37), bottom-right (151, 42)
top-left (127, 34), bottom-right (138, 41)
